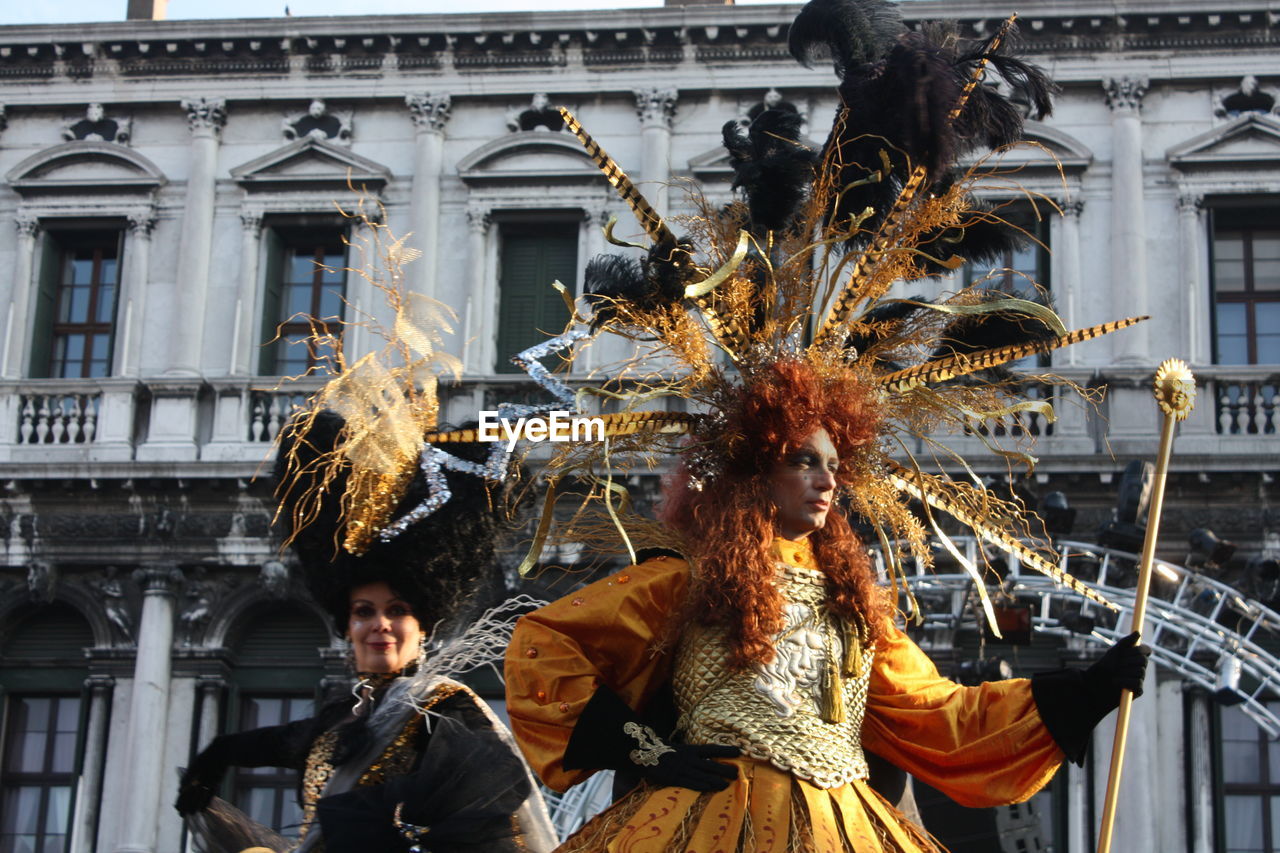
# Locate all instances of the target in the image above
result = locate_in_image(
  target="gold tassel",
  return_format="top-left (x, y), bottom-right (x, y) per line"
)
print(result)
top-left (842, 617), bottom-right (864, 679)
top-left (820, 653), bottom-right (846, 724)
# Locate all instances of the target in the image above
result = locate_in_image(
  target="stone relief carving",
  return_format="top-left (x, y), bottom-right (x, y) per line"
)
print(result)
top-left (181, 96), bottom-right (227, 135)
top-left (259, 559), bottom-right (290, 598)
top-left (62, 103), bottom-right (131, 144)
top-left (1215, 75), bottom-right (1278, 118)
top-left (26, 561), bottom-right (57, 603)
top-left (87, 566), bottom-right (136, 643)
top-left (738, 89), bottom-right (806, 133)
top-left (178, 566), bottom-right (237, 645)
top-left (283, 99), bottom-right (352, 144)
top-left (506, 93), bottom-right (564, 133)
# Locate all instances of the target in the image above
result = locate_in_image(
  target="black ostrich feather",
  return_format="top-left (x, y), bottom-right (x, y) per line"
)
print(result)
top-left (788, 0), bottom-right (904, 76)
top-left (722, 109), bottom-right (818, 234)
top-left (930, 291), bottom-right (1059, 379)
top-left (583, 237), bottom-right (699, 331)
top-left (846, 297), bottom-right (927, 366)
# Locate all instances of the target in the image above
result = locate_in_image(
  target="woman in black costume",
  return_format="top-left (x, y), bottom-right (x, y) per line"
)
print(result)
top-left (175, 411), bottom-right (557, 853)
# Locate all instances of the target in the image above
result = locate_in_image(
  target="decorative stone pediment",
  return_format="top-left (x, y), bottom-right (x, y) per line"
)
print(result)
top-left (5, 141), bottom-right (165, 197)
top-left (230, 137), bottom-right (390, 192)
top-left (458, 132), bottom-right (601, 185)
top-left (1168, 114), bottom-right (1280, 170)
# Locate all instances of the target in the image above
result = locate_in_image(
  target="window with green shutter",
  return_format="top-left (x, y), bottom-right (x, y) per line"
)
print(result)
top-left (258, 222), bottom-right (348, 377)
top-left (495, 222), bottom-right (578, 373)
top-left (28, 226), bottom-right (125, 379)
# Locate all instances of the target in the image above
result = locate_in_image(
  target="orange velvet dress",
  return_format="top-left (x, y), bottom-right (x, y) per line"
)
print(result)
top-left (505, 540), bottom-right (1065, 852)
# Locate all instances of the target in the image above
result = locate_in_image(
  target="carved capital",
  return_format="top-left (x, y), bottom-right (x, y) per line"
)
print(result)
top-left (1177, 192), bottom-right (1205, 214)
top-left (85, 675), bottom-right (116, 694)
top-left (196, 675), bottom-right (226, 696)
top-left (466, 204), bottom-right (492, 233)
top-left (127, 212), bottom-right (157, 236)
top-left (132, 564), bottom-right (184, 595)
top-left (239, 210), bottom-right (264, 233)
top-left (15, 215), bottom-right (39, 239)
top-left (181, 97), bottom-right (227, 135)
top-left (406, 93), bottom-right (452, 133)
top-left (1061, 200), bottom-right (1085, 219)
top-left (583, 205), bottom-right (612, 228)
top-left (634, 87), bottom-right (678, 129)
top-left (1103, 77), bottom-right (1148, 113)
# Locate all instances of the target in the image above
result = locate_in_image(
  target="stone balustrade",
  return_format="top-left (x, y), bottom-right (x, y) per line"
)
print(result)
top-left (0, 367), bottom-right (1273, 470)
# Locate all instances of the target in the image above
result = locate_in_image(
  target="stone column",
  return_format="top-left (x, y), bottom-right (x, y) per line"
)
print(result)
top-left (194, 675), bottom-right (224, 751)
top-left (169, 98), bottom-right (226, 376)
top-left (113, 565), bottom-right (182, 853)
top-left (405, 94), bottom-right (452, 299)
top-left (231, 211), bottom-right (263, 376)
top-left (1178, 192), bottom-right (1210, 365)
top-left (1184, 689), bottom-right (1215, 852)
top-left (3, 216), bottom-right (40, 379)
top-left (463, 205), bottom-right (492, 374)
top-left (634, 88), bottom-right (678, 220)
top-left (579, 204), bottom-right (613, 373)
top-left (117, 213), bottom-right (156, 378)
top-left (1103, 77), bottom-right (1150, 365)
top-left (69, 675), bottom-right (114, 853)
top-left (1057, 201), bottom-right (1084, 366)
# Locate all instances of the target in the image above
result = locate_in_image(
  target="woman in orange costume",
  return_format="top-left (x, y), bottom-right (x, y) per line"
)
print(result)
top-left (505, 361), bottom-right (1148, 851)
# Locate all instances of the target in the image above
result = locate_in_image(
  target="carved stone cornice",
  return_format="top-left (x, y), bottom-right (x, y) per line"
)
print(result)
top-left (406, 93), bottom-right (452, 134)
top-left (132, 564), bottom-right (184, 596)
top-left (1103, 76), bottom-right (1149, 113)
top-left (181, 96), bottom-right (227, 136)
top-left (634, 87), bottom-right (678, 129)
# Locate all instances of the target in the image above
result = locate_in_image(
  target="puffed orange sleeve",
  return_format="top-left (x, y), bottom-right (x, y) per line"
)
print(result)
top-left (860, 620), bottom-right (1064, 807)
top-left (504, 557), bottom-right (690, 792)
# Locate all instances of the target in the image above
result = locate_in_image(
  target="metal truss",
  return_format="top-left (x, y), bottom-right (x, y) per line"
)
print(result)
top-left (902, 538), bottom-right (1280, 737)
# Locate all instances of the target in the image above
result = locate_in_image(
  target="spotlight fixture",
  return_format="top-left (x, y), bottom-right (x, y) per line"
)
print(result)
top-left (1213, 656), bottom-right (1246, 706)
top-left (1188, 528), bottom-right (1237, 569)
top-left (1245, 556), bottom-right (1280, 603)
top-left (1038, 491), bottom-right (1077, 539)
top-left (1097, 460), bottom-right (1154, 553)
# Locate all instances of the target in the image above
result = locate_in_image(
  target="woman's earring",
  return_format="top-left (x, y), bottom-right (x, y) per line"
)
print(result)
top-left (417, 633), bottom-right (429, 668)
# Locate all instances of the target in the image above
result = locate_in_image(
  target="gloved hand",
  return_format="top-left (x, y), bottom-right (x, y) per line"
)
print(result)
top-left (175, 736), bottom-right (233, 815)
top-left (562, 685), bottom-right (740, 792)
top-left (1031, 631), bottom-right (1152, 766)
top-left (1085, 631), bottom-right (1152, 706)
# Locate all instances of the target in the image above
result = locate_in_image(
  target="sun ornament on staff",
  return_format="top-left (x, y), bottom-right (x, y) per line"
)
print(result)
top-left (417, 2), bottom-right (1146, 629)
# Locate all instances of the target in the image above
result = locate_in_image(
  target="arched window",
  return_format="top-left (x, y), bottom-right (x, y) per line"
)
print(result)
top-left (0, 603), bottom-right (93, 853)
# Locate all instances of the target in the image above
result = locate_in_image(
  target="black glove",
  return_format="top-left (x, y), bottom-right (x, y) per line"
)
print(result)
top-left (1032, 631), bottom-right (1152, 765)
top-left (563, 685), bottom-right (740, 792)
top-left (175, 736), bottom-right (233, 815)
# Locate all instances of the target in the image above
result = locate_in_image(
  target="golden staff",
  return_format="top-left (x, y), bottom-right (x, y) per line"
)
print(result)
top-left (1096, 358), bottom-right (1196, 853)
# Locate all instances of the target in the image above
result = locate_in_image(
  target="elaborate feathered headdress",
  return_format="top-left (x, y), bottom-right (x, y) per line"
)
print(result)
top-left (289, 2), bottom-right (1146, 630)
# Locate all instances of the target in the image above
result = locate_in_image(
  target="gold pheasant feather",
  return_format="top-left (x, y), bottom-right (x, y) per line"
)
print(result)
top-left (560, 106), bottom-right (672, 245)
top-left (888, 461), bottom-right (1118, 610)
top-left (878, 316), bottom-right (1148, 394)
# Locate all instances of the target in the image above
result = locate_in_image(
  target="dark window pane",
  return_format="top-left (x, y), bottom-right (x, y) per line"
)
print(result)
top-left (68, 256), bottom-right (94, 286)
top-left (96, 284), bottom-right (115, 323)
top-left (284, 285), bottom-right (313, 319)
top-left (1216, 304), bottom-right (1249, 365)
top-left (317, 287), bottom-right (344, 319)
top-left (1, 787), bottom-right (41, 835)
top-left (100, 257), bottom-right (118, 284)
top-left (42, 788), bottom-right (70, 834)
top-left (321, 252), bottom-right (344, 283)
top-left (62, 286), bottom-right (89, 324)
top-left (1225, 795), bottom-right (1264, 851)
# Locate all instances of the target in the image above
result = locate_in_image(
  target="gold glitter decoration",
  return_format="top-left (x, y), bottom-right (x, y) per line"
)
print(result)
top-left (1154, 358), bottom-right (1196, 421)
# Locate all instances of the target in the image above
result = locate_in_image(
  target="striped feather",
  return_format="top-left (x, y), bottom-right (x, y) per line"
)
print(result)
top-left (559, 107), bottom-right (672, 245)
top-left (947, 14), bottom-right (1018, 122)
top-left (878, 316), bottom-right (1147, 394)
top-left (888, 462), bottom-right (1118, 610)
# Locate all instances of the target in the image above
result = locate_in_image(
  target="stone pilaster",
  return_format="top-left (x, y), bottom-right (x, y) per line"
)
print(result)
top-left (405, 94), bottom-right (453, 299)
top-left (464, 204), bottom-right (493, 373)
top-left (168, 98), bottom-right (226, 376)
top-left (1177, 192), bottom-right (1209, 364)
top-left (117, 213), bottom-right (156, 377)
top-left (3, 216), bottom-right (40, 379)
top-left (232, 211), bottom-right (264, 375)
top-left (69, 675), bottom-right (114, 853)
top-left (1103, 76), bottom-right (1150, 365)
top-left (1057, 200), bottom-right (1084, 365)
top-left (113, 565), bottom-right (182, 853)
top-left (634, 87), bottom-right (678, 218)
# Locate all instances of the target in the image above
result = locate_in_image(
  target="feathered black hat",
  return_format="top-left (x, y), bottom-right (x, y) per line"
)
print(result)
top-left (275, 410), bottom-right (507, 636)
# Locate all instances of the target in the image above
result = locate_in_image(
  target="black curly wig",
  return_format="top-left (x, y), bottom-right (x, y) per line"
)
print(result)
top-left (275, 410), bottom-right (508, 637)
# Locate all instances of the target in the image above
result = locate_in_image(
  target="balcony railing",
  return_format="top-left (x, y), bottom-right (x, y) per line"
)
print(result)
top-left (0, 366), bottom-right (1274, 466)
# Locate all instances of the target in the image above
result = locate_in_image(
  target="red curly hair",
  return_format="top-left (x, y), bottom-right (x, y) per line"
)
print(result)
top-left (659, 359), bottom-right (887, 668)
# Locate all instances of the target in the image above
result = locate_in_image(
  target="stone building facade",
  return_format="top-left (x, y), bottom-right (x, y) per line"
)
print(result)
top-left (0, 2), bottom-right (1276, 851)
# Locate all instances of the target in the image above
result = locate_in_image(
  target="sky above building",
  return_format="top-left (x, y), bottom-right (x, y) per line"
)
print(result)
top-left (2, 0), bottom-right (797, 26)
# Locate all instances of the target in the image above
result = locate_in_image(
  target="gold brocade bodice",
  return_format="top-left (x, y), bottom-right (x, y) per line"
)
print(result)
top-left (672, 545), bottom-right (873, 790)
